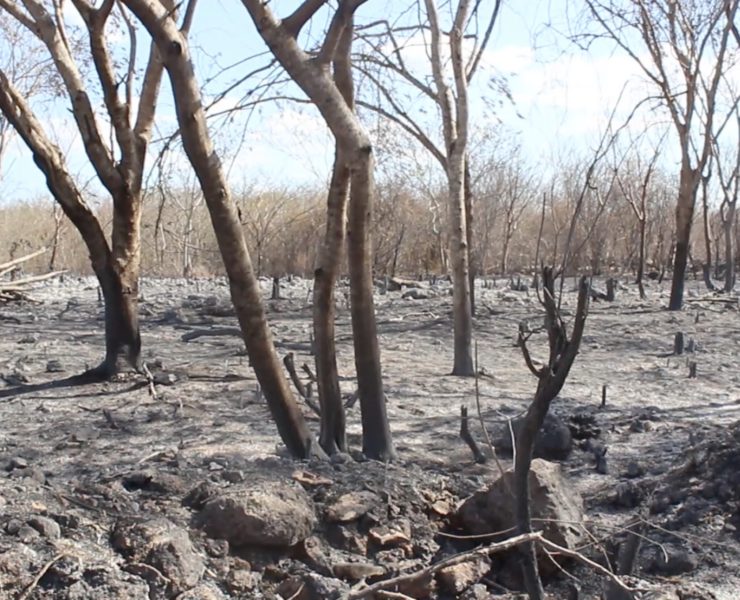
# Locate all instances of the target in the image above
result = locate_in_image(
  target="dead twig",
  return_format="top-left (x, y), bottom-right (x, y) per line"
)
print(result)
top-left (18, 553), bottom-right (67, 600)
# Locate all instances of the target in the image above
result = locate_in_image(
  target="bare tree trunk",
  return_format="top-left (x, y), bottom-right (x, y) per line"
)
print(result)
top-left (449, 150), bottom-right (474, 375)
top-left (725, 204), bottom-right (736, 291)
top-left (349, 152), bottom-right (394, 460)
top-left (125, 0), bottom-right (315, 458)
top-left (637, 217), bottom-right (646, 299)
top-left (669, 165), bottom-right (699, 310)
top-left (464, 158), bottom-right (476, 316)
top-left (313, 151), bottom-right (349, 455)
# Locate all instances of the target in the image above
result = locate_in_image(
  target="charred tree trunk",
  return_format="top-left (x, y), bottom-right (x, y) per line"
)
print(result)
top-left (313, 151), bottom-right (350, 455)
top-left (515, 270), bottom-right (590, 599)
top-left (636, 217), bottom-right (646, 299)
top-left (0, 75), bottom-right (141, 378)
top-left (126, 0), bottom-right (315, 458)
top-left (348, 151), bottom-right (394, 460)
top-left (464, 158), bottom-right (476, 316)
top-left (449, 150), bottom-right (474, 376)
top-left (669, 165), bottom-right (699, 310)
top-left (723, 203), bottom-right (736, 292)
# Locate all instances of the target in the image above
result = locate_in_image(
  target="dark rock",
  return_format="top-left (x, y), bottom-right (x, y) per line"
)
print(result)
top-left (9, 456), bottom-right (28, 470)
top-left (46, 359), bottom-right (65, 373)
top-left (647, 548), bottom-right (698, 576)
top-left (17, 524), bottom-right (41, 543)
top-left (494, 413), bottom-right (573, 460)
top-left (613, 482), bottom-right (644, 508)
top-left (182, 481), bottom-right (219, 510)
top-left (625, 461), bottom-right (645, 478)
top-left (195, 479), bottom-right (316, 548)
top-left (276, 571), bottom-right (350, 600)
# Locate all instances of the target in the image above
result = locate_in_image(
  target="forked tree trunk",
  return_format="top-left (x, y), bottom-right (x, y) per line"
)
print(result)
top-left (349, 152), bottom-right (394, 460)
top-left (234, 0), bottom-right (393, 460)
top-left (515, 271), bottom-right (590, 599)
top-left (669, 165), bottom-right (700, 310)
top-left (0, 76), bottom-right (141, 378)
top-left (313, 152), bottom-right (350, 455)
top-left (126, 0), bottom-right (315, 458)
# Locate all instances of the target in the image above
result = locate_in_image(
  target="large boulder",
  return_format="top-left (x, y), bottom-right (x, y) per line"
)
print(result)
top-left (194, 479), bottom-right (316, 548)
top-left (457, 459), bottom-right (584, 572)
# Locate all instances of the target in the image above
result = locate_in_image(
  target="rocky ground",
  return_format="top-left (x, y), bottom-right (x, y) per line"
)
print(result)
top-left (0, 274), bottom-right (738, 599)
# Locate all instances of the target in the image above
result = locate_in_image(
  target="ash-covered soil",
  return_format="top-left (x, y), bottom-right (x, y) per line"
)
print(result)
top-left (0, 274), bottom-right (738, 599)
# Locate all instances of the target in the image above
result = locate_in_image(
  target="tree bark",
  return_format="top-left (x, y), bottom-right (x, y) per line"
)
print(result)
top-left (637, 217), bottom-right (646, 299)
top-left (515, 272), bottom-right (590, 600)
top-left (124, 0), bottom-right (315, 458)
top-left (669, 164), bottom-right (700, 310)
top-left (724, 204), bottom-right (736, 292)
top-left (349, 152), bottom-right (395, 460)
top-left (449, 150), bottom-right (474, 375)
top-left (313, 151), bottom-right (350, 455)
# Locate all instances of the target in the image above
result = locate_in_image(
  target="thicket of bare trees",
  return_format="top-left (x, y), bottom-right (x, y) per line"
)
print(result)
top-left (1, 1), bottom-right (739, 596)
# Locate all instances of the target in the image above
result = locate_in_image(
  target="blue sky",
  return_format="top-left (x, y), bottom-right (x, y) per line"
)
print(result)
top-left (0, 0), bottom-right (729, 202)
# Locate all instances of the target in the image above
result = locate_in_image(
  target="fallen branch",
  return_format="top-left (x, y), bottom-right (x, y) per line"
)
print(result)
top-left (284, 353), bottom-right (320, 415)
top-left (18, 553), bottom-right (67, 600)
top-left (181, 327), bottom-right (242, 342)
top-left (460, 405), bottom-right (486, 464)
top-left (0, 270), bottom-right (66, 292)
top-left (0, 247), bottom-right (46, 276)
top-left (347, 532), bottom-right (544, 599)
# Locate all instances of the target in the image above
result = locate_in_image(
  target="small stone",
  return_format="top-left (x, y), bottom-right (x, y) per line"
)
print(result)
top-left (27, 515), bottom-right (61, 540)
top-left (9, 456), bottom-right (28, 470)
top-left (46, 360), bottom-right (65, 373)
top-left (154, 372), bottom-right (178, 386)
top-left (17, 524), bottom-right (40, 543)
top-left (226, 569), bottom-right (261, 593)
top-left (326, 491), bottom-right (380, 523)
top-left (625, 461), bottom-right (645, 478)
top-left (6, 519), bottom-right (23, 534)
top-left (648, 549), bottom-right (698, 576)
top-left (437, 556), bottom-right (491, 594)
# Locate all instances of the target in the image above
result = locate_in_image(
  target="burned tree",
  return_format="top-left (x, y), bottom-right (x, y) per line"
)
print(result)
top-left (581, 0), bottom-right (740, 310)
top-left (356, 0), bottom-right (504, 375)
top-left (234, 0), bottom-right (395, 460)
top-left (121, 0), bottom-right (316, 458)
top-left (0, 0), bottom-right (180, 377)
top-left (516, 269), bottom-right (590, 598)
